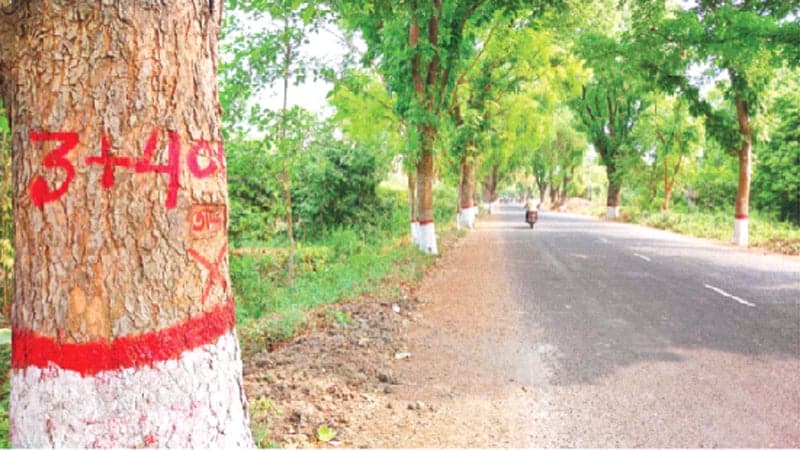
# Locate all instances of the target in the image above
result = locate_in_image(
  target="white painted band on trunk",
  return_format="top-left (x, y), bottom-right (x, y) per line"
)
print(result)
top-left (467, 207), bottom-right (477, 228)
top-left (11, 330), bottom-right (253, 448)
top-left (733, 218), bottom-right (749, 246)
top-left (410, 222), bottom-right (420, 245)
top-left (606, 206), bottom-right (620, 219)
top-left (458, 207), bottom-right (476, 229)
top-left (417, 222), bottom-right (438, 255)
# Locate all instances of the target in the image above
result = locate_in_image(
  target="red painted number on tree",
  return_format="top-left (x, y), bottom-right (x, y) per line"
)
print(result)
top-left (29, 131), bottom-right (80, 209)
top-left (29, 129), bottom-right (225, 209)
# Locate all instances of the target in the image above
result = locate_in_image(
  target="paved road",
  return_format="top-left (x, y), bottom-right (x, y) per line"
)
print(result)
top-left (499, 206), bottom-right (799, 382)
top-left (385, 204), bottom-right (800, 447)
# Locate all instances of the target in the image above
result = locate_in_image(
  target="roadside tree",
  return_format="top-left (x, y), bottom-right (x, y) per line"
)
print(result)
top-left (0, 3), bottom-right (253, 447)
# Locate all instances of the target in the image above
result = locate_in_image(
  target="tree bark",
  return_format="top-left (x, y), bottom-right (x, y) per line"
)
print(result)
top-left (560, 173), bottom-right (570, 207)
top-left (459, 150), bottom-right (475, 210)
top-left (606, 161), bottom-right (623, 219)
top-left (482, 164), bottom-right (499, 204)
top-left (537, 178), bottom-right (547, 205)
top-left (733, 92), bottom-right (752, 246)
top-left (457, 147), bottom-right (476, 229)
top-left (416, 132), bottom-right (435, 224)
top-left (0, 2), bottom-right (252, 447)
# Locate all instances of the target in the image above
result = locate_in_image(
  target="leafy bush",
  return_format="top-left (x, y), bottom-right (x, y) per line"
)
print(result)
top-left (752, 70), bottom-right (800, 225)
top-left (293, 142), bottom-right (383, 236)
top-left (227, 138), bottom-right (284, 245)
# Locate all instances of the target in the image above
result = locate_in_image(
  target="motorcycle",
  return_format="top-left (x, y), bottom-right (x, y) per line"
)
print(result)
top-left (525, 209), bottom-right (538, 229)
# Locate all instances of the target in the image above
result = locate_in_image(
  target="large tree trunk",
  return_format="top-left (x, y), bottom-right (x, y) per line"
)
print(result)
top-left (409, 8), bottom-right (439, 255)
top-left (415, 127), bottom-right (437, 254)
top-left (559, 173), bottom-right (570, 207)
top-left (0, 3), bottom-right (253, 447)
top-left (482, 164), bottom-right (499, 214)
top-left (733, 93), bottom-right (752, 246)
top-left (606, 162), bottom-right (623, 219)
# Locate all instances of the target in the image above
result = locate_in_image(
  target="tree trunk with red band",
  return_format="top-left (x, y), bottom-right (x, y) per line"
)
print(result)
top-left (0, 2), bottom-right (252, 447)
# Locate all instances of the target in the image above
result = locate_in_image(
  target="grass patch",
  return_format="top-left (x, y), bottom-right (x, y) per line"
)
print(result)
top-left (626, 208), bottom-right (800, 255)
top-left (233, 238), bottom-right (436, 355)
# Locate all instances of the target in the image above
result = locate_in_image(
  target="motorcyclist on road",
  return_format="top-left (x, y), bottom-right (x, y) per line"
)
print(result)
top-left (524, 197), bottom-right (538, 220)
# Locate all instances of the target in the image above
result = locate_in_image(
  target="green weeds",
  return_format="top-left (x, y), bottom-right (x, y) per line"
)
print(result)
top-left (625, 208), bottom-right (800, 255)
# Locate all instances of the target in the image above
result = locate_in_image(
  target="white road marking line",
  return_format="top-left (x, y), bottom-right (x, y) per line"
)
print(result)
top-left (704, 284), bottom-right (756, 307)
top-left (634, 253), bottom-right (651, 262)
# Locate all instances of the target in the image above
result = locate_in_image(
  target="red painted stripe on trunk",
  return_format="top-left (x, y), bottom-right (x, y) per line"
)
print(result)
top-left (735, 214), bottom-right (749, 219)
top-left (418, 219), bottom-right (434, 225)
top-left (12, 299), bottom-right (235, 376)
top-left (460, 204), bottom-right (473, 210)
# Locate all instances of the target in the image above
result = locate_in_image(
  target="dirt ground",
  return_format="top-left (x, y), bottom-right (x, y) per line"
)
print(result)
top-left (242, 231), bottom-right (528, 448)
top-left (243, 222), bottom-right (555, 448)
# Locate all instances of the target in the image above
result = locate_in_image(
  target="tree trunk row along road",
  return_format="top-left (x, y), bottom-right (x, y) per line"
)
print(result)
top-left (376, 204), bottom-right (799, 447)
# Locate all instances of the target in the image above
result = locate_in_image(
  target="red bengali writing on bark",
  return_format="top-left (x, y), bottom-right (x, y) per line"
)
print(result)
top-left (188, 242), bottom-right (229, 304)
top-left (190, 205), bottom-right (225, 238)
top-left (30, 129), bottom-right (225, 209)
top-left (11, 299), bottom-right (236, 376)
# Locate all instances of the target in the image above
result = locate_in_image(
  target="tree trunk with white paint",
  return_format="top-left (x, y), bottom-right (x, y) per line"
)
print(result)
top-left (458, 150), bottom-right (476, 230)
top-left (416, 130), bottom-right (437, 255)
top-left (606, 161), bottom-right (623, 220)
top-left (733, 92), bottom-right (752, 247)
top-left (0, 2), bottom-right (253, 447)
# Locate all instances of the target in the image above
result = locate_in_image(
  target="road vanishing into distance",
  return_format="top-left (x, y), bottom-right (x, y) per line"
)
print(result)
top-left (384, 204), bottom-right (800, 447)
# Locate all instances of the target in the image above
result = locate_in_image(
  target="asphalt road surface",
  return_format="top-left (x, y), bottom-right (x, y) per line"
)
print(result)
top-left (386, 204), bottom-right (800, 447)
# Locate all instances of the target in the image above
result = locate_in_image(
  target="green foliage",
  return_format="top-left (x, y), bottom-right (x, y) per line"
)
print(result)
top-left (328, 69), bottom-right (403, 167)
top-left (693, 141), bottom-right (738, 210)
top-left (293, 140), bottom-right (382, 236)
top-left (570, 30), bottom-right (649, 203)
top-left (624, 93), bottom-right (704, 209)
top-left (630, 0), bottom-right (799, 153)
top-left (226, 116), bottom-right (389, 244)
top-left (220, 0), bottom-right (331, 135)
top-left (316, 425), bottom-right (337, 443)
top-left (226, 138), bottom-right (283, 244)
top-left (753, 68), bottom-right (800, 224)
